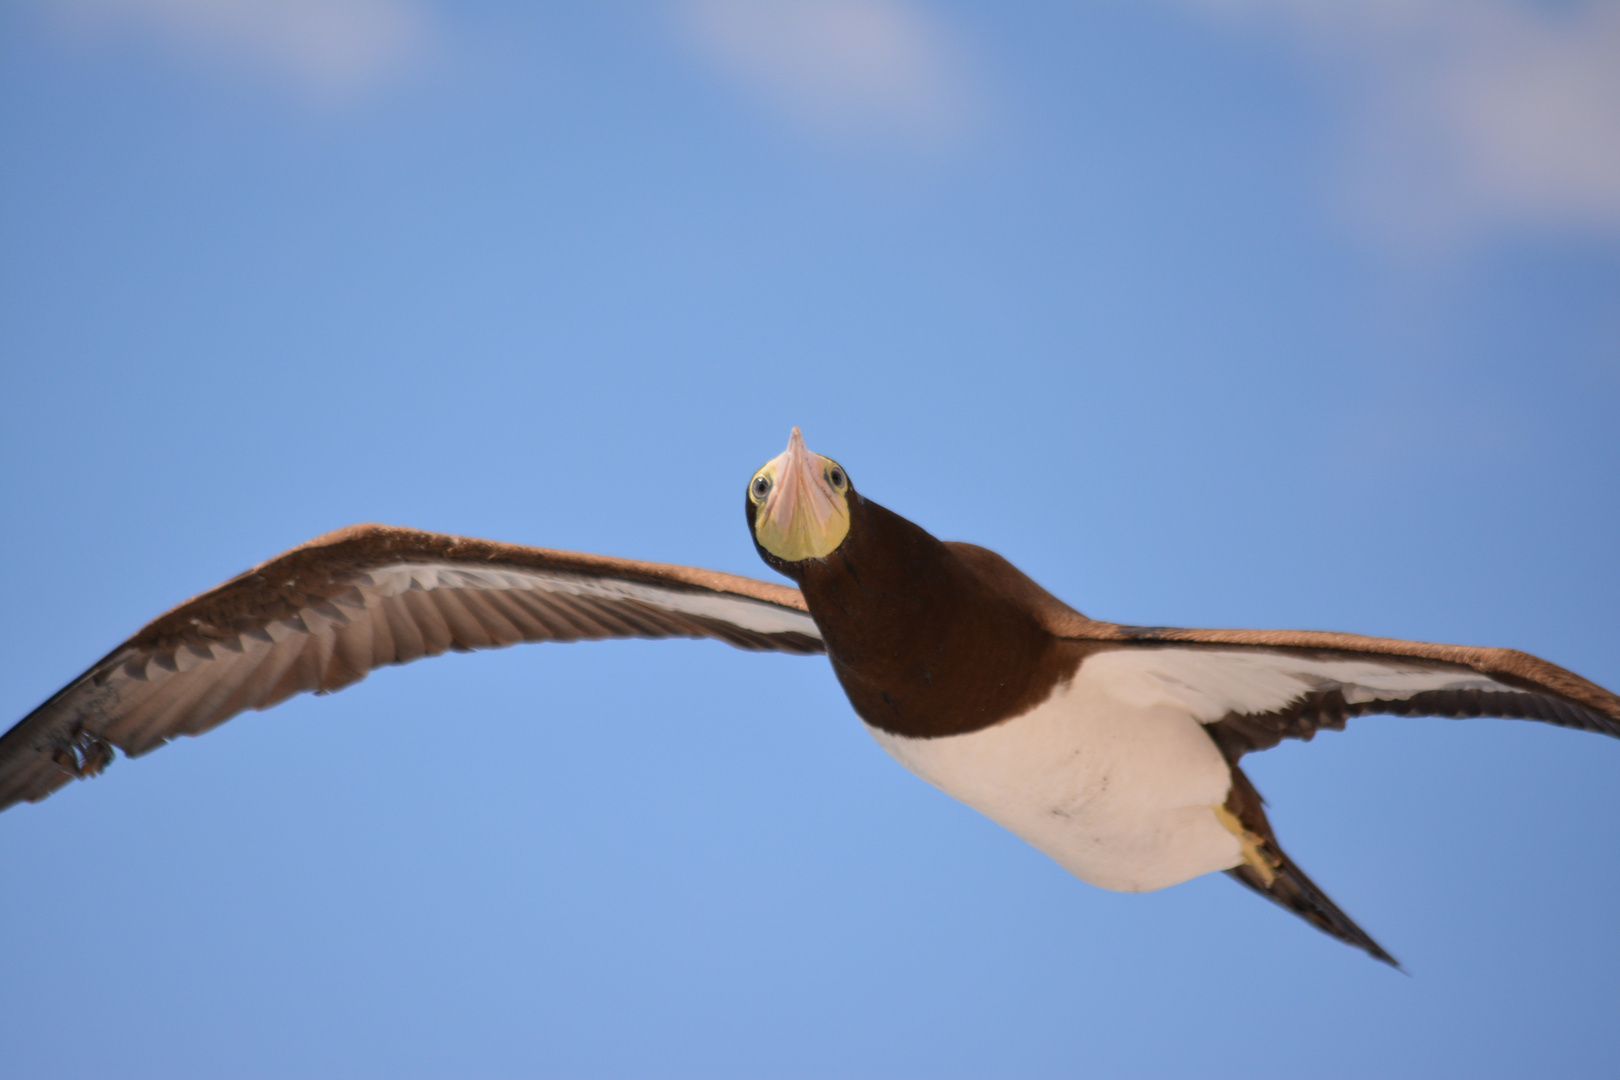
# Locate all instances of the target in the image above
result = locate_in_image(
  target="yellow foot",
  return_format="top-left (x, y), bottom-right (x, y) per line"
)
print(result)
top-left (1213, 804), bottom-right (1280, 888)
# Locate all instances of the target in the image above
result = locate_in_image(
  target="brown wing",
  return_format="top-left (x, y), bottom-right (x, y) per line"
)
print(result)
top-left (947, 539), bottom-right (1620, 746)
top-left (1032, 610), bottom-right (1620, 752)
top-left (0, 524), bottom-right (823, 812)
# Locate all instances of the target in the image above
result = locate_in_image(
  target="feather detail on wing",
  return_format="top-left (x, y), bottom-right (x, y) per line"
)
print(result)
top-left (0, 525), bottom-right (823, 811)
top-left (1040, 615), bottom-right (1620, 753)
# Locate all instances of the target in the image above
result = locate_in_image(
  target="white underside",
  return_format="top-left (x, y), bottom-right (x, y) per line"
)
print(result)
top-left (865, 645), bottom-right (1519, 893)
top-left (866, 669), bottom-right (1243, 893)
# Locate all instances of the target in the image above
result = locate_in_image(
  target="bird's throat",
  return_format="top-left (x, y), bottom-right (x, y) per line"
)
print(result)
top-left (794, 497), bottom-right (1078, 739)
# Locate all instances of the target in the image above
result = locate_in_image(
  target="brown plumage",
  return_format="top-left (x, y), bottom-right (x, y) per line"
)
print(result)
top-left (750, 484), bottom-right (1620, 745)
top-left (746, 465), bottom-right (1620, 964)
top-left (752, 492), bottom-right (1087, 739)
top-left (5, 435), bottom-right (1619, 966)
top-left (0, 524), bottom-right (821, 810)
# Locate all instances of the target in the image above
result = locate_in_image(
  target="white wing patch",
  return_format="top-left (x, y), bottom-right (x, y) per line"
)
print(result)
top-left (1079, 647), bottom-right (1515, 724)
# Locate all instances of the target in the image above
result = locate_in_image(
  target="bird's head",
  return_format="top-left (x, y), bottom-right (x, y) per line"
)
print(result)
top-left (746, 427), bottom-right (853, 573)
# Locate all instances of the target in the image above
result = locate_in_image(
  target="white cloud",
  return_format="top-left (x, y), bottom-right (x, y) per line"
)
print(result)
top-left (1186, 0), bottom-right (1620, 253)
top-left (49, 0), bottom-right (431, 102)
top-left (679, 0), bottom-right (971, 141)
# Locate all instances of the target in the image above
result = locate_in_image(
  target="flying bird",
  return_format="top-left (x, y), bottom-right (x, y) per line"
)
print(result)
top-left (5, 429), bottom-right (1618, 966)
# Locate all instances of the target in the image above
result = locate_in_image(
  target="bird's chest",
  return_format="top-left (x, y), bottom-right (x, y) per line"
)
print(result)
top-left (804, 569), bottom-right (1064, 739)
top-left (863, 662), bottom-right (1241, 893)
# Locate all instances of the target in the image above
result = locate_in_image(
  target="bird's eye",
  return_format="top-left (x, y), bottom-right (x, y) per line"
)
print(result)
top-left (827, 467), bottom-right (846, 490)
top-left (750, 475), bottom-right (772, 502)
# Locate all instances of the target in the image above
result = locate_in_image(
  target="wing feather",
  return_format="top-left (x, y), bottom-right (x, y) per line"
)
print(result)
top-left (1052, 617), bottom-right (1620, 753)
top-left (0, 524), bottom-right (822, 810)
top-left (497, 589), bottom-right (576, 639)
top-left (454, 589), bottom-right (525, 647)
top-left (325, 618), bottom-right (376, 692)
top-left (402, 588), bottom-right (455, 655)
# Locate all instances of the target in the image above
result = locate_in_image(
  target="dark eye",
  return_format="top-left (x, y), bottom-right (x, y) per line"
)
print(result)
top-left (750, 475), bottom-right (772, 502)
top-left (827, 467), bottom-right (846, 489)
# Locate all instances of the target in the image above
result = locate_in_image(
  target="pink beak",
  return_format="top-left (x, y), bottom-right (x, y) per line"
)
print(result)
top-left (761, 427), bottom-right (844, 551)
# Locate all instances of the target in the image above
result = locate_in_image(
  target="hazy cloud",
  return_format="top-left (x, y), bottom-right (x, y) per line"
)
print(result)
top-left (679, 0), bottom-right (971, 141)
top-left (1187, 0), bottom-right (1620, 253)
top-left (49, 0), bottom-right (431, 102)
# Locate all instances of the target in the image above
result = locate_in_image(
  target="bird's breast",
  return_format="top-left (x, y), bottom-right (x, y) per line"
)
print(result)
top-left (864, 649), bottom-right (1243, 893)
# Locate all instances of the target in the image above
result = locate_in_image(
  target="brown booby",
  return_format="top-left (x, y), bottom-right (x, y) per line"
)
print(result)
top-left (4, 428), bottom-right (1617, 966)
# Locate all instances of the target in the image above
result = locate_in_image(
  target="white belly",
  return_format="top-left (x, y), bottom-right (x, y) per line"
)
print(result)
top-left (865, 666), bottom-right (1242, 893)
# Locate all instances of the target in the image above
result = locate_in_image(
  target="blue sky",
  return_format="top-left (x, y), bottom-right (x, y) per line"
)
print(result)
top-left (2, 3), bottom-right (1618, 1077)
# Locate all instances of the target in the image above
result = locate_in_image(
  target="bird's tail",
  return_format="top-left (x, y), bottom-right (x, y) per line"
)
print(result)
top-left (1221, 763), bottom-right (1400, 968)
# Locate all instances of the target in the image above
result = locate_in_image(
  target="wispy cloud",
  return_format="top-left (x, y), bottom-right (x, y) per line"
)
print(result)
top-left (1186, 0), bottom-right (1620, 254)
top-left (48, 0), bottom-right (431, 103)
top-left (678, 0), bottom-right (972, 142)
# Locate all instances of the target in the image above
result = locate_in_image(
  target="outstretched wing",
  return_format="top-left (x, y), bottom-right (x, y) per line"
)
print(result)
top-left (0, 524), bottom-right (823, 811)
top-left (947, 539), bottom-right (1620, 746)
top-left (1047, 620), bottom-right (1620, 754)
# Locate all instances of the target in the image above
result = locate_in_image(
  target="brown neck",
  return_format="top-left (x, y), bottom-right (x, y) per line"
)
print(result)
top-left (779, 493), bottom-right (1077, 738)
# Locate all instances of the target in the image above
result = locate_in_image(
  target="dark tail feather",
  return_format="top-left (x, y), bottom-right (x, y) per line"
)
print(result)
top-left (1223, 765), bottom-right (1401, 969)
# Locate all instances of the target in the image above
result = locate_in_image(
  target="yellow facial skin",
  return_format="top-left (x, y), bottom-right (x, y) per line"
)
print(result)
top-left (749, 428), bottom-right (851, 562)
